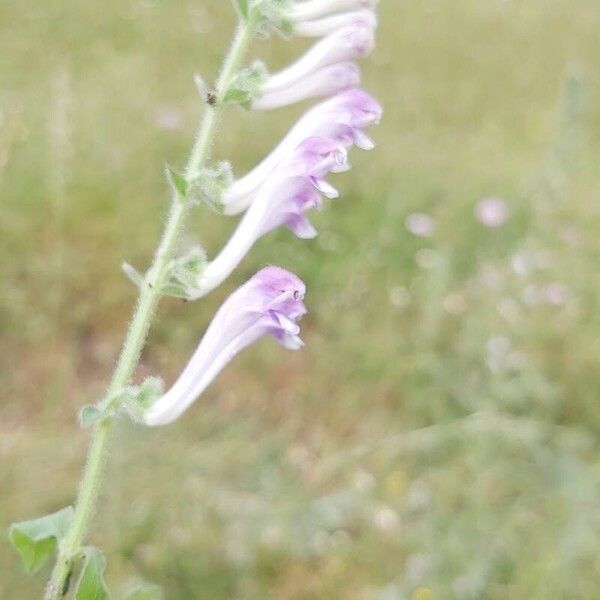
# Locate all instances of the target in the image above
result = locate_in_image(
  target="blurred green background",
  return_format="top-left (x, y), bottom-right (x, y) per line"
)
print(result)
top-left (1, 0), bottom-right (599, 598)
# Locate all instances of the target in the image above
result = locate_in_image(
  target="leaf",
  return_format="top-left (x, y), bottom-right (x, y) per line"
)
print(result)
top-left (193, 73), bottom-right (209, 101)
top-left (122, 262), bottom-right (146, 288)
top-left (134, 377), bottom-right (164, 410)
top-left (123, 583), bottom-right (163, 600)
top-left (122, 376), bottom-right (165, 423)
top-left (8, 507), bottom-right (74, 573)
top-left (222, 88), bottom-right (251, 105)
top-left (165, 166), bottom-right (188, 198)
top-left (74, 547), bottom-right (109, 600)
top-left (79, 405), bottom-right (103, 428)
top-left (232, 0), bottom-right (249, 20)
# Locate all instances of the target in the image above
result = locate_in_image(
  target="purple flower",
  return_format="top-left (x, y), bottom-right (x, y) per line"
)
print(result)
top-left (254, 62), bottom-right (361, 111)
top-left (223, 89), bottom-right (382, 215)
top-left (144, 267), bottom-right (306, 426)
top-left (193, 137), bottom-right (347, 297)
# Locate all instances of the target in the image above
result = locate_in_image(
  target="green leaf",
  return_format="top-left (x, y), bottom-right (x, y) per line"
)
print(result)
top-left (8, 507), bottom-right (74, 573)
top-left (123, 583), bottom-right (163, 600)
top-left (74, 547), bottom-right (109, 600)
top-left (122, 376), bottom-right (165, 422)
top-left (121, 262), bottom-right (146, 288)
top-left (79, 405), bottom-right (103, 428)
top-left (232, 0), bottom-right (249, 20)
top-left (165, 166), bottom-right (188, 199)
top-left (223, 88), bottom-right (251, 104)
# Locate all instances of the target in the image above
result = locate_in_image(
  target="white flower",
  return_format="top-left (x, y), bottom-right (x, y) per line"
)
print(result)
top-left (264, 22), bottom-right (374, 93)
top-left (253, 62), bottom-right (360, 110)
top-left (405, 212), bottom-right (435, 238)
top-left (288, 0), bottom-right (379, 23)
top-left (292, 9), bottom-right (378, 37)
top-left (474, 197), bottom-right (509, 228)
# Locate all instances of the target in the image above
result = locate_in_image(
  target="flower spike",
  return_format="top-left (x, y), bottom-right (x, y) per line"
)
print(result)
top-left (144, 267), bottom-right (306, 426)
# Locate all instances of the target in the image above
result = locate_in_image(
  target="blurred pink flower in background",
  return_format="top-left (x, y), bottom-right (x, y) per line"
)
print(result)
top-left (405, 212), bottom-right (435, 237)
top-left (474, 197), bottom-right (509, 227)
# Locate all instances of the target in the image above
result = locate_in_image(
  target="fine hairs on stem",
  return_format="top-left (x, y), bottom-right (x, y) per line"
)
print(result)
top-left (8, 3), bottom-right (381, 598)
top-left (43, 19), bottom-right (253, 600)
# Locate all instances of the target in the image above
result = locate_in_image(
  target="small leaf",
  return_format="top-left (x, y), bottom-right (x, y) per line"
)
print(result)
top-left (136, 377), bottom-right (165, 410)
top-left (79, 405), bottom-right (103, 428)
top-left (232, 0), bottom-right (249, 20)
top-left (165, 166), bottom-right (188, 199)
top-left (122, 377), bottom-right (165, 423)
top-left (123, 583), bottom-right (163, 600)
top-left (223, 88), bottom-right (251, 104)
top-left (188, 162), bottom-right (234, 210)
top-left (122, 262), bottom-right (146, 288)
top-left (74, 547), bottom-right (109, 600)
top-left (193, 73), bottom-right (209, 101)
top-left (160, 245), bottom-right (207, 300)
top-left (9, 507), bottom-right (74, 573)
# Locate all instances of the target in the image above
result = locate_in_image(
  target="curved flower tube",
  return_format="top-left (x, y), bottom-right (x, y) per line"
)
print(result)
top-left (288, 0), bottom-right (379, 23)
top-left (292, 8), bottom-right (378, 37)
top-left (223, 89), bottom-right (382, 215)
top-left (259, 22), bottom-right (374, 95)
top-left (144, 267), bottom-right (306, 426)
top-left (253, 62), bottom-right (361, 111)
top-left (192, 137), bottom-right (347, 298)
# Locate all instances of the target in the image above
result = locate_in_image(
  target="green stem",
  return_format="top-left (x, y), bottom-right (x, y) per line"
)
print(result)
top-left (44, 21), bottom-right (252, 600)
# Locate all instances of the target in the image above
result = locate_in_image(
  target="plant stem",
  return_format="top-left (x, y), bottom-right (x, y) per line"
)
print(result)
top-left (45, 21), bottom-right (252, 600)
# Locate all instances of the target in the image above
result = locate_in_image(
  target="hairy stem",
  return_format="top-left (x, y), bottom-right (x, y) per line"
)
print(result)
top-left (45, 21), bottom-right (252, 600)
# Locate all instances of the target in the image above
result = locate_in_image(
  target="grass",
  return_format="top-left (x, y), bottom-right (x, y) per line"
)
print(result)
top-left (1, 0), bottom-right (599, 597)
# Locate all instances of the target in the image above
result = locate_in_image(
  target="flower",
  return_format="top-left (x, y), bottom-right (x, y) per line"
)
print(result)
top-left (253, 62), bottom-right (361, 110)
top-left (192, 137), bottom-right (348, 297)
top-left (223, 89), bottom-right (382, 215)
top-left (474, 197), bottom-right (509, 228)
top-left (253, 20), bottom-right (375, 110)
top-left (287, 0), bottom-right (379, 23)
top-left (405, 212), bottom-right (435, 238)
top-left (292, 9), bottom-right (378, 37)
top-left (144, 267), bottom-right (306, 426)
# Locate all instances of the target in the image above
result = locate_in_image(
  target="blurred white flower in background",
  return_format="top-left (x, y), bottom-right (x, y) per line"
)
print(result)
top-left (474, 196), bottom-right (509, 227)
top-left (154, 105), bottom-right (183, 130)
top-left (405, 212), bottom-right (435, 237)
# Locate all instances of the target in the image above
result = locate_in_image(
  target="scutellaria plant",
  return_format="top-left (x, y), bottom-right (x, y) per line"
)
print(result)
top-left (8, 1), bottom-right (381, 597)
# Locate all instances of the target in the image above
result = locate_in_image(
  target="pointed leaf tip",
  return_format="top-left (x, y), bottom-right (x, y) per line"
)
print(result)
top-left (232, 0), bottom-right (249, 20)
top-left (8, 507), bottom-right (74, 573)
top-left (165, 166), bottom-right (188, 199)
top-left (73, 547), bottom-right (109, 600)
